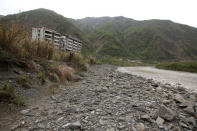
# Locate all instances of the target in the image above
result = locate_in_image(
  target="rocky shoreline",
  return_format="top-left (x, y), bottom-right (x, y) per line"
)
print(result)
top-left (9, 65), bottom-right (197, 130)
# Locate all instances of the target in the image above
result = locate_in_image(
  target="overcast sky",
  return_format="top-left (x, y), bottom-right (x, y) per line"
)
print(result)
top-left (1, 0), bottom-right (197, 27)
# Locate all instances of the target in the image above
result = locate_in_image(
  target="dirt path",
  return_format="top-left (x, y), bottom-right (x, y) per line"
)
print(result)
top-left (118, 66), bottom-right (197, 92)
top-left (7, 65), bottom-right (197, 130)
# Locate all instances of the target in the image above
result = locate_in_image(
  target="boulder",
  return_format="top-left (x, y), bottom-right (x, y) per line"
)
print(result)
top-left (186, 117), bottom-right (196, 127)
top-left (136, 123), bottom-right (145, 131)
top-left (183, 105), bottom-right (195, 115)
top-left (158, 105), bottom-right (176, 121)
top-left (173, 94), bottom-right (185, 103)
top-left (156, 117), bottom-right (165, 127)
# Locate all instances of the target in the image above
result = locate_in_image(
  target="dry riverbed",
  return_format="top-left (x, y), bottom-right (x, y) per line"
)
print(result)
top-left (4, 65), bottom-right (197, 130)
top-left (118, 66), bottom-right (197, 92)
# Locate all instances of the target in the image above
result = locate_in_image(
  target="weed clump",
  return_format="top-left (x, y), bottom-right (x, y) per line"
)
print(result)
top-left (48, 72), bottom-right (60, 83)
top-left (66, 52), bottom-right (88, 71)
top-left (17, 74), bottom-right (31, 88)
top-left (0, 83), bottom-right (24, 106)
top-left (89, 56), bottom-right (96, 64)
top-left (38, 72), bottom-right (45, 85)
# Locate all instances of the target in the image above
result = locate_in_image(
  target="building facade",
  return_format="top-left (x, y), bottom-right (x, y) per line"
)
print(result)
top-left (32, 27), bottom-right (82, 52)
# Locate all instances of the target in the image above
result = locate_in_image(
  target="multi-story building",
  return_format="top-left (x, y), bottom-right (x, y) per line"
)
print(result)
top-left (60, 35), bottom-right (82, 52)
top-left (32, 27), bottom-right (82, 52)
top-left (32, 27), bottom-right (61, 47)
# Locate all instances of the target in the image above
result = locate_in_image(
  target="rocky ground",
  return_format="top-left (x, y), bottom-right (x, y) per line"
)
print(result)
top-left (5, 65), bottom-right (197, 130)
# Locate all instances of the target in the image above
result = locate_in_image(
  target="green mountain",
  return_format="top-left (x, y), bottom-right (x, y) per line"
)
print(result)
top-left (1, 9), bottom-right (197, 61)
top-left (0, 9), bottom-right (92, 53)
top-left (0, 15), bottom-right (4, 18)
top-left (71, 17), bottom-right (197, 61)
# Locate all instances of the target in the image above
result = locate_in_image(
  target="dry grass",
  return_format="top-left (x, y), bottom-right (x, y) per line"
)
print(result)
top-left (53, 64), bottom-right (75, 83)
top-left (53, 51), bottom-right (89, 71)
top-left (0, 22), bottom-right (55, 60)
top-left (66, 52), bottom-right (88, 71)
top-left (89, 56), bottom-right (96, 64)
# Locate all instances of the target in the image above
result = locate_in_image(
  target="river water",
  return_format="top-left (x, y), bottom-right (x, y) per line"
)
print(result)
top-left (117, 66), bottom-right (197, 92)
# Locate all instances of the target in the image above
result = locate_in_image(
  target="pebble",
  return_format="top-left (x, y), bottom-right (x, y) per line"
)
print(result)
top-left (62, 121), bottom-right (81, 129)
top-left (20, 109), bottom-right (30, 115)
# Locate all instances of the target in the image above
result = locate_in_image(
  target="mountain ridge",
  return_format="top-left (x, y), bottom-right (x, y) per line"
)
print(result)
top-left (70, 17), bottom-right (197, 61)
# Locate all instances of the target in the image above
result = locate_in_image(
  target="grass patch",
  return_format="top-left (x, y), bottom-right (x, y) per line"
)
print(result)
top-left (38, 72), bottom-right (46, 85)
top-left (48, 84), bottom-right (60, 95)
top-left (48, 72), bottom-right (60, 83)
top-left (156, 61), bottom-right (197, 73)
top-left (0, 83), bottom-right (24, 106)
top-left (66, 52), bottom-right (88, 71)
top-left (95, 56), bottom-right (135, 66)
top-left (17, 74), bottom-right (31, 88)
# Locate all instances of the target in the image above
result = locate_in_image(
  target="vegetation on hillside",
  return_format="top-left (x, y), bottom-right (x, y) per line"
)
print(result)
top-left (73, 17), bottom-right (197, 61)
top-left (0, 8), bottom-right (93, 54)
top-left (156, 61), bottom-right (197, 73)
top-left (88, 30), bottom-right (131, 57)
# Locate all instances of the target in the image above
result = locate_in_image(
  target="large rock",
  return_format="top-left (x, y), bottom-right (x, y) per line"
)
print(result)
top-left (158, 105), bottom-right (176, 121)
top-left (186, 117), bottom-right (196, 127)
top-left (136, 123), bottom-right (145, 131)
top-left (183, 105), bottom-right (195, 115)
top-left (156, 117), bottom-right (165, 127)
top-left (173, 94), bottom-right (186, 103)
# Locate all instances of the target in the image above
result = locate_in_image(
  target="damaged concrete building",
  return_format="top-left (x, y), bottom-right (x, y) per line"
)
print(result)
top-left (32, 27), bottom-right (82, 52)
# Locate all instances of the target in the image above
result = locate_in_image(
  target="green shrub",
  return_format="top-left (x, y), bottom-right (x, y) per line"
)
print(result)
top-left (17, 74), bottom-right (31, 88)
top-left (0, 83), bottom-right (24, 106)
top-left (38, 72), bottom-right (45, 85)
top-left (49, 72), bottom-right (60, 83)
top-left (156, 61), bottom-right (197, 73)
top-left (96, 56), bottom-right (132, 66)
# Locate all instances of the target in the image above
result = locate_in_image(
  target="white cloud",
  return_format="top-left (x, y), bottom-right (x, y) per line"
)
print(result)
top-left (0, 0), bottom-right (197, 27)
